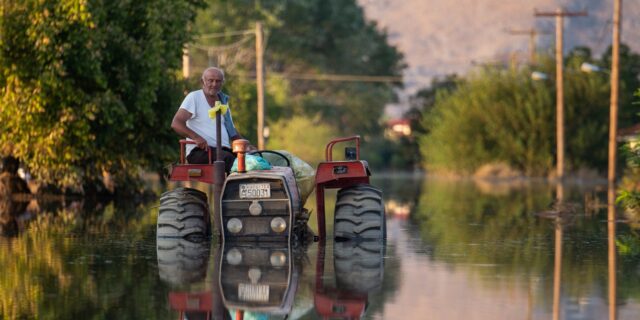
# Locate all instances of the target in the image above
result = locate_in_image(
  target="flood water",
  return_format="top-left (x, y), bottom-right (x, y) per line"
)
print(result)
top-left (1, 175), bottom-right (640, 319)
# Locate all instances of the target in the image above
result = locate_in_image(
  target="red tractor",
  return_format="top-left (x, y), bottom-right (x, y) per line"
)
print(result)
top-left (157, 134), bottom-right (385, 243)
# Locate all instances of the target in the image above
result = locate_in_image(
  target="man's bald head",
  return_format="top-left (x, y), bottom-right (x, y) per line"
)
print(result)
top-left (201, 67), bottom-right (225, 98)
top-left (202, 67), bottom-right (225, 81)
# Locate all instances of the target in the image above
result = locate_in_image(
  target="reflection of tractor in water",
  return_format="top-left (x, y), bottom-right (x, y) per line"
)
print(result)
top-left (158, 240), bottom-right (301, 320)
top-left (218, 240), bottom-right (385, 320)
top-left (313, 240), bottom-right (385, 320)
top-left (219, 242), bottom-right (299, 319)
top-left (157, 131), bottom-right (386, 242)
top-left (158, 238), bottom-right (385, 320)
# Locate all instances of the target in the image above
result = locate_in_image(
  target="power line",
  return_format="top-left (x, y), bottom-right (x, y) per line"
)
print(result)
top-left (505, 28), bottom-right (552, 64)
top-left (279, 73), bottom-right (402, 83)
top-left (188, 29), bottom-right (403, 84)
top-left (234, 72), bottom-right (403, 83)
top-left (196, 30), bottom-right (254, 39)
top-left (190, 34), bottom-right (254, 53)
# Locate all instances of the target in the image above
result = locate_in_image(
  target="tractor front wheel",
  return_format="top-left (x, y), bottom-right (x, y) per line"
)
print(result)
top-left (157, 187), bottom-right (210, 240)
top-left (333, 184), bottom-right (386, 240)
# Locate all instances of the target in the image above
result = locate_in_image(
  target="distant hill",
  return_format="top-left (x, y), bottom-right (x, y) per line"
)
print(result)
top-left (359, 0), bottom-right (640, 93)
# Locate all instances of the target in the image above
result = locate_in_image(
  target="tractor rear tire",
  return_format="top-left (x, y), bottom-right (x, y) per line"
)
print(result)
top-left (157, 187), bottom-right (210, 240)
top-left (333, 184), bottom-right (386, 240)
top-left (156, 238), bottom-right (210, 286)
top-left (334, 240), bottom-right (385, 293)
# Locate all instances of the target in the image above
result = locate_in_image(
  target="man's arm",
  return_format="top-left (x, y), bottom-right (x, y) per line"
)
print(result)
top-left (224, 109), bottom-right (256, 150)
top-left (171, 109), bottom-right (208, 149)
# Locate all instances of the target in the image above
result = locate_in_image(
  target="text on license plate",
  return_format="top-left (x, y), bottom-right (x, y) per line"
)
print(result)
top-left (238, 283), bottom-right (270, 302)
top-left (239, 183), bottom-right (271, 199)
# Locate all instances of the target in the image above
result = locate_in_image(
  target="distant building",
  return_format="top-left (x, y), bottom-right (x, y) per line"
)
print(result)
top-left (385, 118), bottom-right (412, 139)
top-left (618, 124), bottom-right (640, 149)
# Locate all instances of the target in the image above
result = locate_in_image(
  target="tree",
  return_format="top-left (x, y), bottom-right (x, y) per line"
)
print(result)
top-left (417, 45), bottom-right (639, 176)
top-left (419, 65), bottom-right (555, 175)
top-left (0, 0), bottom-right (203, 192)
top-left (600, 44), bottom-right (640, 129)
top-left (266, 115), bottom-right (337, 167)
top-left (190, 0), bottom-right (405, 145)
top-left (617, 88), bottom-right (640, 224)
top-left (410, 74), bottom-right (460, 118)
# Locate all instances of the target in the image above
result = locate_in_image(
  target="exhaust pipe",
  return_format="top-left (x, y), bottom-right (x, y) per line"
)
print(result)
top-left (232, 139), bottom-right (250, 173)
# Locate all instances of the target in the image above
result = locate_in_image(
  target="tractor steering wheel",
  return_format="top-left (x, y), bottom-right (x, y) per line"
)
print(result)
top-left (248, 150), bottom-right (291, 168)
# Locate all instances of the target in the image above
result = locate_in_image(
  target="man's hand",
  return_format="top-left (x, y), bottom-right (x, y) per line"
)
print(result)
top-left (172, 109), bottom-right (209, 149)
top-left (193, 136), bottom-right (208, 150)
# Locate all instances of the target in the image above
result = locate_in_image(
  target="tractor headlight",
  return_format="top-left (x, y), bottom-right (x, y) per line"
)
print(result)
top-left (270, 251), bottom-right (287, 267)
top-left (227, 218), bottom-right (243, 234)
top-left (226, 248), bottom-right (242, 265)
top-left (249, 201), bottom-right (262, 216)
top-left (270, 217), bottom-right (287, 233)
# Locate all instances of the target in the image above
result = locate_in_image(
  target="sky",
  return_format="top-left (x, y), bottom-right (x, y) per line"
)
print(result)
top-left (357, 0), bottom-right (640, 117)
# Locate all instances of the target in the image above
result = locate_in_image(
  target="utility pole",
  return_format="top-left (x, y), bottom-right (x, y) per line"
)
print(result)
top-left (608, 0), bottom-right (622, 185)
top-left (535, 8), bottom-right (587, 181)
top-left (607, 185), bottom-right (618, 320)
top-left (506, 28), bottom-right (550, 65)
top-left (552, 215), bottom-right (563, 320)
top-left (182, 46), bottom-right (190, 78)
top-left (608, 2), bottom-right (621, 319)
top-left (255, 22), bottom-right (265, 150)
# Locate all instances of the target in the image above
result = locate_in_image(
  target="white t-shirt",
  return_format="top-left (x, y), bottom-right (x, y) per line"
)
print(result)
top-left (180, 90), bottom-right (230, 155)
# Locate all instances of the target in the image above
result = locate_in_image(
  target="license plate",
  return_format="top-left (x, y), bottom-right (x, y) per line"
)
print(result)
top-left (239, 183), bottom-right (271, 199)
top-left (238, 283), bottom-right (269, 302)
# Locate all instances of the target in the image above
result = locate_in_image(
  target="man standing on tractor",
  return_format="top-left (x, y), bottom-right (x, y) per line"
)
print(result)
top-left (171, 67), bottom-right (252, 173)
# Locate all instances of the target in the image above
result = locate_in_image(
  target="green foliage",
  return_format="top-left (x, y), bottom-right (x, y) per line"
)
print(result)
top-left (617, 88), bottom-right (640, 216)
top-left (193, 0), bottom-right (405, 79)
top-left (562, 48), bottom-right (612, 171)
top-left (362, 135), bottom-right (419, 171)
top-left (190, 0), bottom-right (405, 141)
top-left (382, 76), bottom-right (461, 170)
top-left (621, 140), bottom-right (640, 168)
top-left (600, 44), bottom-right (640, 129)
top-left (617, 189), bottom-right (640, 210)
top-left (265, 115), bottom-right (338, 167)
top-left (410, 74), bottom-right (460, 117)
top-left (0, 201), bottom-right (168, 319)
top-left (420, 66), bottom-right (555, 175)
top-left (418, 46), bottom-right (629, 176)
top-left (616, 233), bottom-right (640, 256)
top-left (0, 0), bottom-right (203, 190)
